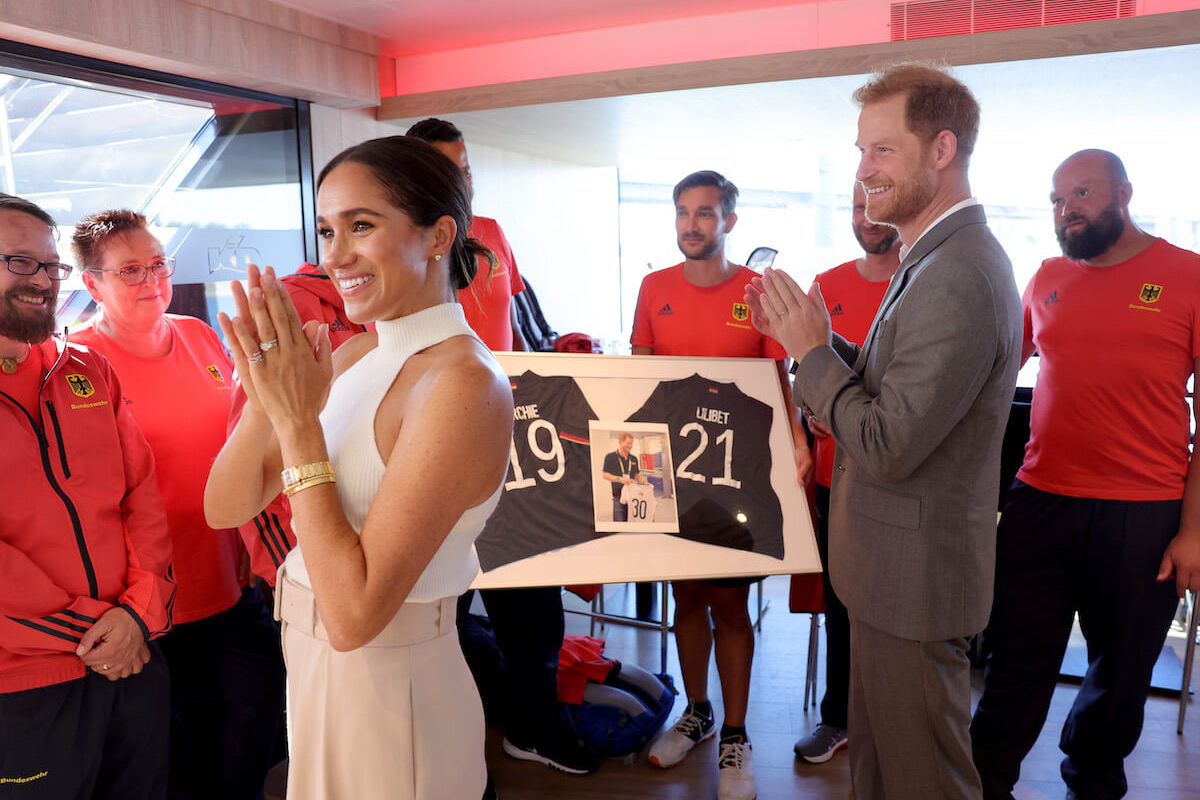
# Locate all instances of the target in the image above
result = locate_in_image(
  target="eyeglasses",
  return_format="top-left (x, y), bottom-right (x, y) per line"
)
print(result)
top-left (87, 257), bottom-right (176, 286)
top-left (1, 254), bottom-right (73, 281)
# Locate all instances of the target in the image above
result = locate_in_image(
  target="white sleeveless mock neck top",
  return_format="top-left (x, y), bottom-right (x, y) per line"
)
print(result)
top-left (283, 302), bottom-right (501, 602)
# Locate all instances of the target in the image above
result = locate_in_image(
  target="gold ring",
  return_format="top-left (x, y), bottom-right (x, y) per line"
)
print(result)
top-left (247, 351), bottom-right (264, 364)
top-left (260, 339), bottom-right (279, 352)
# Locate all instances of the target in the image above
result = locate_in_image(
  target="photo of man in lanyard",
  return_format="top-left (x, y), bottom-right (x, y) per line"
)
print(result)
top-left (602, 432), bottom-right (642, 521)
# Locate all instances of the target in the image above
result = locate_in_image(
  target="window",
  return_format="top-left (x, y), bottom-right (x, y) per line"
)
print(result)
top-left (613, 44), bottom-right (1200, 386)
top-left (0, 39), bottom-right (314, 327)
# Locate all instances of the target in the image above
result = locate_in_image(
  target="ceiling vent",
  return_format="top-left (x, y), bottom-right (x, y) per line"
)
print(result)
top-left (889, 0), bottom-right (1137, 40)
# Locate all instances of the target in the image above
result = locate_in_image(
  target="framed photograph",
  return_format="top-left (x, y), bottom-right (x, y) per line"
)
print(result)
top-left (590, 422), bottom-right (679, 533)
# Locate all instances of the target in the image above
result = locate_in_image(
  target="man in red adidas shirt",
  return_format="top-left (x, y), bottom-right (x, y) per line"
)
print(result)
top-left (972, 150), bottom-right (1200, 800)
top-left (0, 194), bottom-right (174, 798)
top-left (792, 182), bottom-right (900, 766)
top-left (634, 170), bottom-right (810, 800)
top-left (407, 118), bottom-right (598, 780)
top-left (406, 118), bottom-right (526, 352)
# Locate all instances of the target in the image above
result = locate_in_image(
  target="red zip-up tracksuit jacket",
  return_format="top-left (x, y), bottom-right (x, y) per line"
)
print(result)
top-left (0, 336), bottom-right (174, 694)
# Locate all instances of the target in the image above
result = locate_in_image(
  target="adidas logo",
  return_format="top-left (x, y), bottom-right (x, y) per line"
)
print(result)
top-left (657, 304), bottom-right (674, 316)
top-left (1044, 292), bottom-right (1059, 304)
top-left (829, 303), bottom-right (845, 316)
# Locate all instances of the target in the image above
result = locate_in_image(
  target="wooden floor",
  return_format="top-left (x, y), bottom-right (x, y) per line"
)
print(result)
top-left (268, 576), bottom-right (1199, 799)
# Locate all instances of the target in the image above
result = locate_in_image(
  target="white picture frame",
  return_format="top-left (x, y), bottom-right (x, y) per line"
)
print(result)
top-left (470, 351), bottom-right (820, 588)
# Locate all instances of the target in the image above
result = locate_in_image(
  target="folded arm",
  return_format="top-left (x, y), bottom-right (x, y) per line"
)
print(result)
top-left (224, 266), bottom-right (512, 651)
top-left (282, 355), bottom-right (512, 650)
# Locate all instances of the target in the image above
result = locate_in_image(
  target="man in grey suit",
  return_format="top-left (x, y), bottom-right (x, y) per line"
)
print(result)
top-left (746, 64), bottom-right (1022, 799)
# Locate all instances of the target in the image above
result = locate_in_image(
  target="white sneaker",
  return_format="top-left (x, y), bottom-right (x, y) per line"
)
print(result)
top-left (647, 703), bottom-right (716, 768)
top-left (717, 738), bottom-right (757, 800)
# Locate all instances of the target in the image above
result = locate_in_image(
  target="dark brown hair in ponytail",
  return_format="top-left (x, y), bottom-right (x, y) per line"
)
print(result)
top-left (460, 237), bottom-right (497, 292)
top-left (317, 135), bottom-right (494, 291)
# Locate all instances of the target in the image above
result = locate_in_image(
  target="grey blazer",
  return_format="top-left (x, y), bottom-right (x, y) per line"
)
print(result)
top-left (794, 204), bottom-right (1022, 641)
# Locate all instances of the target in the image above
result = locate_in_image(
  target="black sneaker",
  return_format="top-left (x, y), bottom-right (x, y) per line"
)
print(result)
top-left (502, 735), bottom-right (599, 775)
top-left (793, 723), bottom-right (848, 763)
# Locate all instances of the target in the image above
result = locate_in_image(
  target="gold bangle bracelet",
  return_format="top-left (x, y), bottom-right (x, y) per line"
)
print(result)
top-left (282, 473), bottom-right (336, 497)
top-left (281, 460), bottom-right (335, 487)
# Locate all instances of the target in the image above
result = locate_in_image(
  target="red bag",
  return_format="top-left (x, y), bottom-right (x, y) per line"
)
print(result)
top-left (557, 634), bottom-right (617, 704)
top-left (790, 479), bottom-right (825, 613)
top-left (553, 332), bottom-right (603, 353)
top-left (789, 573), bottom-right (825, 613)
top-left (566, 584), bottom-right (601, 602)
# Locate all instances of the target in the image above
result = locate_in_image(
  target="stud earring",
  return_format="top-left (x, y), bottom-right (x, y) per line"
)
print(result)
top-left (434, 254), bottom-right (443, 262)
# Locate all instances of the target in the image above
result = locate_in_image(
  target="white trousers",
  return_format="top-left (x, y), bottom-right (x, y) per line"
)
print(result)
top-left (277, 568), bottom-right (486, 800)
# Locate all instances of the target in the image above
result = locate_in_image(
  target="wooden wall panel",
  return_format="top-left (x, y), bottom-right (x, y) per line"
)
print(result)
top-left (185, 0), bottom-right (376, 52)
top-left (0, 0), bottom-right (379, 107)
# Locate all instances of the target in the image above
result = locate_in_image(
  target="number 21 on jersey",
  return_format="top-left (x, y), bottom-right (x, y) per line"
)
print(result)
top-left (675, 423), bottom-right (741, 489)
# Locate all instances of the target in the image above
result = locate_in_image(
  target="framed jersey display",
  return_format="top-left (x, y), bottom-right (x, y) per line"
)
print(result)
top-left (470, 352), bottom-right (819, 589)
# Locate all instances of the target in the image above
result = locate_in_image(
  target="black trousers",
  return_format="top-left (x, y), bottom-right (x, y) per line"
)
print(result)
top-left (814, 483), bottom-right (851, 730)
top-left (971, 481), bottom-right (1181, 800)
top-left (157, 587), bottom-right (286, 800)
top-left (0, 643), bottom-right (169, 800)
top-left (458, 586), bottom-right (565, 744)
top-left (612, 495), bottom-right (628, 522)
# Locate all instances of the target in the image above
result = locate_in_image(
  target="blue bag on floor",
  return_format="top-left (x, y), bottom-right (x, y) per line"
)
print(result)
top-left (563, 661), bottom-right (677, 757)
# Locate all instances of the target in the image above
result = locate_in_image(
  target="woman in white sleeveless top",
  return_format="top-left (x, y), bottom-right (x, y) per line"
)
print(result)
top-left (205, 136), bottom-right (513, 800)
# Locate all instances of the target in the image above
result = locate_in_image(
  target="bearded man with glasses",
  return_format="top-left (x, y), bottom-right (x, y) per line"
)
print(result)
top-left (0, 193), bottom-right (175, 799)
top-left (0, 252), bottom-right (72, 351)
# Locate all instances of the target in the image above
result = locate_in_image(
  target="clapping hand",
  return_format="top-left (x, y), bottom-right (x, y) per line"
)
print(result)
top-left (745, 268), bottom-right (832, 362)
top-left (217, 265), bottom-right (333, 433)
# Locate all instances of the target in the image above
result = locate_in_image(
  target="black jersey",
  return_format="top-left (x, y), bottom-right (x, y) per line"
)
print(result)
top-left (475, 370), bottom-right (598, 571)
top-left (627, 373), bottom-right (784, 559)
